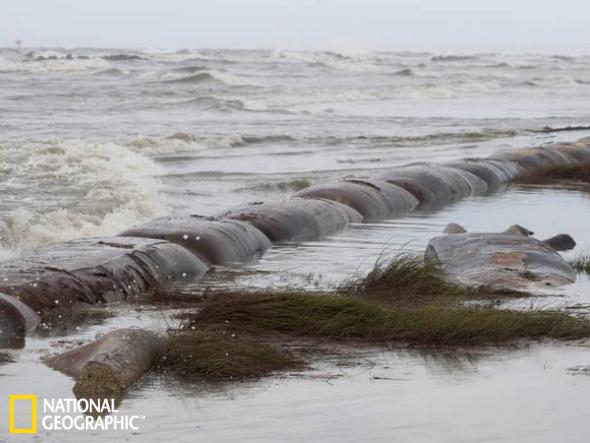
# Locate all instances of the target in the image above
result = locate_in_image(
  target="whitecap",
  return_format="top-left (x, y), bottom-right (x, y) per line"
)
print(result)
top-left (0, 140), bottom-right (169, 251)
top-left (270, 49), bottom-right (382, 72)
top-left (162, 69), bottom-right (258, 87)
top-left (127, 133), bottom-right (246, 154)
top-left (1, 56), bottom-right (109, 74)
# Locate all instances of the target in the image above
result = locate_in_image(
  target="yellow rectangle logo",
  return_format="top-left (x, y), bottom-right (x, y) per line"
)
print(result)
top-left (10, 394), bottom-right (37, 434)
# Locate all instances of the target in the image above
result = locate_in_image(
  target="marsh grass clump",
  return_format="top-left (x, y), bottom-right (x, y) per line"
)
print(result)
top-left (184, 292), bottom-right (590, 346)
top-left (160, 253), bottom-right (587, 383)
top-left (570, 255), bottom-right (590, 274)
top-left (160, 326), bottom-right (302, 381)
top-left (516, 163), bottom-right (590, 185)
top-left (339, 253), bottom-right (468, 302)
top-left (338, 252), bottom-right (521, 304)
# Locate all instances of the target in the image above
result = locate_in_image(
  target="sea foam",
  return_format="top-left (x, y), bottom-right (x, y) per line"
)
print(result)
top-left (0, 140), bottom-right (169, 253)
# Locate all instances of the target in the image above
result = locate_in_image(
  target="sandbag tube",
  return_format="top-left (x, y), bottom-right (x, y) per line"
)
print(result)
top-left (0, 237), bottom-right (208, 316)
top-left (1, 138), bottom-right (590, 347)
top-left (44, 328), bottom-right (169, 400)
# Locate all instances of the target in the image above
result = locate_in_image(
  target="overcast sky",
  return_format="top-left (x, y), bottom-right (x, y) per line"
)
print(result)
top-left (2, 0), bottom-right (589, 54)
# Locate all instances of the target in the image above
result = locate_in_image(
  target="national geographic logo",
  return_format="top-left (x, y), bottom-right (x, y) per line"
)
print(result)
top-left (5, 395), bottom-right (145, 433)
top-left (9, 395), bottom-right (37, 434)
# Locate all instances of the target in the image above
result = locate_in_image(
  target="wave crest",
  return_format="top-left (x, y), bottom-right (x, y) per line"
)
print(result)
top-left (0, 141), bottom-right (168, 251)
top-left (163, 69), bottom-right (257, 86)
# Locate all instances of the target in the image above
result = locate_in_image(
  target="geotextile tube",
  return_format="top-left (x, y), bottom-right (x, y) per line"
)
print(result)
top-left (2, 139), bottom-right (590, 346)
top-left (45, 328), bottom-right (170, 401)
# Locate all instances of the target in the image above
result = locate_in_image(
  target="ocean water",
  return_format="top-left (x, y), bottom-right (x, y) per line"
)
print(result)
top-left (1, 48), bottom-right (590, 253)
top-left (2, 47), bottom-right (590, 442)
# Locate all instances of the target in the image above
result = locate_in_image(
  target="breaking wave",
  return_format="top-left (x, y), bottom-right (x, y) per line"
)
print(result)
top-left (127, 133), bottom-right (247, 154)
top-left (163, 69), bottom-right (257, 86)
top-left (271, 49), bottom-right (381, 71)
top-left (126, 133), bottom-right (297, 155)
top-left (0, 56), bottom-right (109, 74)
top-left (139, 48), bottom-right (211, 63)
top-left (0, 141), bottom-right (169, 252)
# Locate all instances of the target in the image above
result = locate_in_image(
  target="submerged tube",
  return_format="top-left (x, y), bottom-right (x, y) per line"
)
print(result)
top-left (376, 164), bottom-right (487, 207)
top-left (490, 147), bottom-right (576, 170)
top-left (0, 292), bottom-right (40, 348)
top-left (425, 232), bottom-right (577, 291)
top-left (372, 175), bottom-right (438, 208)
top-left (0, 237), bottom-right (209, 313)
top-left (434, 165), bottom-right (489, 196)
top-left (119, 216), bottom-right (271, 265)
top-left (445, 159), bottom-right (521, 191)
top-left (545, 143), bottom-right (590, 163)
top-left (221, 197), bottom-right (362, 242)
top-left (377, 166), bottom-right (454, 208)
top-left (295, 179), bottom-right (418, 220)
top-left (45, 328), bottom-right (169, 400)
top-left (1, 138), bottom-right (588, 326)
